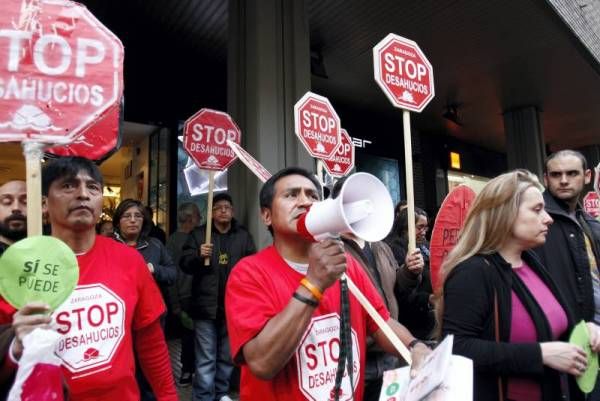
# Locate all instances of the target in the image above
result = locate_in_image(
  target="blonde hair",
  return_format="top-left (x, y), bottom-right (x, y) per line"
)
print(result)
top-left (433, 169), bottom-right (543, 339)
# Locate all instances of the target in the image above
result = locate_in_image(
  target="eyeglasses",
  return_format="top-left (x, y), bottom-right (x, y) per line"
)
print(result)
top-left (121, 213), bottom-right (144, 220)
top-left (212, 205), bottom-right (232, 212)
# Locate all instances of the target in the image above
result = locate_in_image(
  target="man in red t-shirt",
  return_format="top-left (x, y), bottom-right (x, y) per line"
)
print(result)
top-left (225, 167), bottom-right (430, 401)
top-left (1, 157), bottom-right (177, 401)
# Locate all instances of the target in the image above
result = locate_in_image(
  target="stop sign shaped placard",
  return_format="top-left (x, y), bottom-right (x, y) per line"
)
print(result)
top-left (323, 129), bottom-right (354, 178)
top-left (373, 33), bottom-right (434, 112)
top-left (583, 191), bottom-right (600, 218)
top-left (0, 0), bottom-right (124, 144)
top-left (294, 91), bottom-right (341, 159)
top-left (183, 109), bottom-right (241, 171)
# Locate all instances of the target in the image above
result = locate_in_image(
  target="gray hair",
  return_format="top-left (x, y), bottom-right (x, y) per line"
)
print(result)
top-left (177, 202), bottom-right (200, 225)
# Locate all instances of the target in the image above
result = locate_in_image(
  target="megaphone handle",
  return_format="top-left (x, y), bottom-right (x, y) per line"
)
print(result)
top-left (342, 273), bottom-right (412, 364)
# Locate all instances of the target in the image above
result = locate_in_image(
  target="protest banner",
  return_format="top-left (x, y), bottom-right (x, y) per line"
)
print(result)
top-left (373, 33), bottom-right (434, 252)
top-left (183, 109), bottom-right (241, 265)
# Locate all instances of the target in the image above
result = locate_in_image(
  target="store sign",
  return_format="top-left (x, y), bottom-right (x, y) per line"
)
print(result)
top-left (373, 33), bottom-right (434, 112)
top-left (0, 0), bottom-right (124, 144)
top-left (294, 92), bottom-right (341, 159)
top-left (183, 109), bottom-right (241, 171)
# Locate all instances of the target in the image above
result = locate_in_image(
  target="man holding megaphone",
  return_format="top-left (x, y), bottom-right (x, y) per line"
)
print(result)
top-left (225, 167), bottom-right (430, 401)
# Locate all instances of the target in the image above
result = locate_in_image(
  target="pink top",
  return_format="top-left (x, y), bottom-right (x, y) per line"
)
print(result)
top-left (507, 263), bottom-right (568, 401)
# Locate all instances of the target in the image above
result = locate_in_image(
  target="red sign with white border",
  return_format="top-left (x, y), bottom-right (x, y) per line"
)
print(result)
top-left (183, 109), bottom-right (241, 171)
top-left (294, 92), bottom-right (341, 159)
top-left (0, 0), bottom-right (124, 144)
top-left (45, 100), bottom-right (122, 161)
top-left (583, 191), bottom-right (600, 218)
top-left (54, 284), bottom-right (125, 373)
top-left (296, 313), bottom-right (359, 401)
top-left (373, 33), bottom-right (435, 112)
top-left (323, 129), bottom-right (354, 178)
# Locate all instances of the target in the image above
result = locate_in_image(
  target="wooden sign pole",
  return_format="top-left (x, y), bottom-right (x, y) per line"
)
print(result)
top-left (403, 110), bottom-right (416, 253)
top-left (204, 171), bottom-right (215, 266)
top-left (22, 142), bottom-right (45, 237)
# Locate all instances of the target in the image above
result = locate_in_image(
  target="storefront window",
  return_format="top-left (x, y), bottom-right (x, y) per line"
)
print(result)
top-left (447, 171), bottom-right (489, 194)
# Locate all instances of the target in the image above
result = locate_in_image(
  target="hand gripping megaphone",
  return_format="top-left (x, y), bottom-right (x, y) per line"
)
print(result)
top-left (296, 172), bottom-right (394, 242)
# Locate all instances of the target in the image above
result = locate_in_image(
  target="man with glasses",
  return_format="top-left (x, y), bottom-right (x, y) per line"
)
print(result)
top-left (180, 192), bottom-right (256, 401)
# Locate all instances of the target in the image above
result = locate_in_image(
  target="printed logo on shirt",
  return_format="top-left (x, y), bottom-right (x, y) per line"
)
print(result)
top-left (296, 313), bottom-right (360, 401)
top-left (53, 284), bottom-right (126, 373)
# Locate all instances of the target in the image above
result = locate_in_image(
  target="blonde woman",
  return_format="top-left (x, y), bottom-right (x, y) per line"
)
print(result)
top-left (438, 170), bottom-right (600, 401)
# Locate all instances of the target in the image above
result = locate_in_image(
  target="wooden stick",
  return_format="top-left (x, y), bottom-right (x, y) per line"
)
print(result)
top-left (22, 142), bottom-right (45, 237)
top-left (204, 171), bottom-right (215, 266)
top-left (403, 110), bottom-right (416, 253)
top-left (343, 273), bottom-right (412, 364)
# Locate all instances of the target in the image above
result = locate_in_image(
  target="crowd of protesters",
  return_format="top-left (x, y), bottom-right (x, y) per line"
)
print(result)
top-left (0, 149), bottom-right (597, 401)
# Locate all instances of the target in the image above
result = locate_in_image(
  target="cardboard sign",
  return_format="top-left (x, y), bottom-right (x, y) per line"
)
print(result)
top-left (379, 336), bottom-right (473, 401)
top-left (227, 140), bottom-right (272, 183)
top-left (373, 33), bottom-right (435, 113)
top-left (294, 91), bottom-right (341, 159)
top-left (570, 321), bottom-right (599, 393)
top-left (0, 0), bottom-right (124, 144)
top-left (323, 129), bottom-right (355, 178)
top-left (429, 185), bottom-right (476, 292)
top-left (45, 99), bottom-right (123, 162)
top-left (0, 236), bottom-right (78, 310)
top-left (183, 109), bottom-right (241, 171)
top-left (583, 191), bottom-right (599, 218)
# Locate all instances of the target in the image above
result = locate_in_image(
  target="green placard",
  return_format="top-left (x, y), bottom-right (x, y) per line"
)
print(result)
top-left (0, 236), bottom-right (79, 310)
top-left (569, 320), bottom-right (599, 393)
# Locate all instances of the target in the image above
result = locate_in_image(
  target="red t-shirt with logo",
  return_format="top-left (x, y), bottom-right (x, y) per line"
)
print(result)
top-left (0, 235), bottom-right (166, 401)
top-left (226, 245), bottom-right (390, 401)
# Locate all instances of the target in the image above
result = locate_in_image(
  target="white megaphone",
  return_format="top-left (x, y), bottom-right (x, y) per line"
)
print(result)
top-left (296, 172), bottom-right (394, 242)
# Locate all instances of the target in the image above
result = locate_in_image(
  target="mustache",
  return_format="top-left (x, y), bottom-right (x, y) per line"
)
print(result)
top-left (4, 214), bottom-right (26, 224)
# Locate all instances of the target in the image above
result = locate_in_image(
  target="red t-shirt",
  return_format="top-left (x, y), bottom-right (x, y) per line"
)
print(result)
top-left (0, 235), bottom-right (166, 401)
top-left (226, 245), bottom-right (390, 401)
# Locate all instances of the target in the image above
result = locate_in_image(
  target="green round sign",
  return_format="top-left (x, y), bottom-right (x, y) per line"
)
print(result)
top-left (569, 320), bottom-right (599, 393)
top-left (0, 236), bottom-right (79, 310)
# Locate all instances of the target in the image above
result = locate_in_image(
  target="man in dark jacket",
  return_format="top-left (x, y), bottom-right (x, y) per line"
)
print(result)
top-left (180, 192), bottom-right (256, 401)
top-left (534, 149), bottom-right (600, 399)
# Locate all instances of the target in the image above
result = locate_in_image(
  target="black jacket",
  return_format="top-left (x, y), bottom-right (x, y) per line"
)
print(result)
top-left (533, 191), bottom-right (600, 323)
top-left (385, 235), bottom-right (434, 339)
top-left (180, 219), bottom-right (256, 320)
top-left (442, 251), bottom-right (582, 401)
top-left (114, 234), bottom-right (177, 306)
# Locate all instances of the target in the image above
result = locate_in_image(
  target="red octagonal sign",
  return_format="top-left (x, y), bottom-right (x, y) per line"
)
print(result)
top-left (0, 0), bottom-right (124, 144)
top-left (583, 191), bottom-right (599, 218)
top-left (183, 109), bottom-right (241, 171)
top-left (323, 129), bottom-right (354, 178)
top-left (294, 92), bottom-right (341, 159)
top-left (373, 33), bottom-right (434, 112)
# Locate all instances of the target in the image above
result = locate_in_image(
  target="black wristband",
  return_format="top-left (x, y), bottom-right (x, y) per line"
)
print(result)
top-left (293, 292), bottom-right (319, 307)
top-left (408, 339), bottom-right (424, 350)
